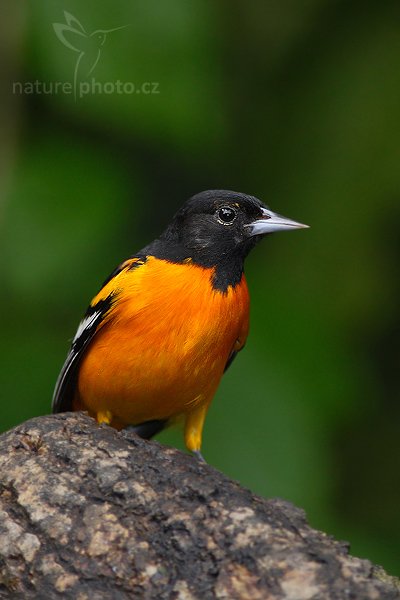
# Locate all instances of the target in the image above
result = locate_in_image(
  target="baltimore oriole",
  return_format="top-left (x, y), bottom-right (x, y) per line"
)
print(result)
top-left (52, 190), bottom-right (308, 459)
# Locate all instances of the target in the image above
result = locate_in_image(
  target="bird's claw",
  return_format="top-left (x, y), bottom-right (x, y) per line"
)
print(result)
top-left (193, 450), bottom-right (206, 463)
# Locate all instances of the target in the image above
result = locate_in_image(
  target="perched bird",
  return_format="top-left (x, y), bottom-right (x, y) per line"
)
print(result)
top-left (52, 190), bottom-right (308, 458)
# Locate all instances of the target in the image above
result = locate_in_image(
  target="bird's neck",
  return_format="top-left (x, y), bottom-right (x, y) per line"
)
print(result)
top-left (141, 239), bottom-right (246, 292)
top-left (210, 252), bottom-right (245, 291)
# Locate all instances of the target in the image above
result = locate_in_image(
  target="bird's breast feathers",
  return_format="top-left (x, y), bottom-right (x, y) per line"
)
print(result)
top-left (75, 256), bottom-right (250, 424)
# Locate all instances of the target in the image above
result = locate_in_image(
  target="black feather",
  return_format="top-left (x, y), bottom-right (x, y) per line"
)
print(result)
top-left (52, 294), bottom-right (115, 413)
top-left (224, 350), bottom-right (238, 373)
top-left (124, 419), bottom-right (168, 439)
top-left (52, 258), bottom-right (148, 414)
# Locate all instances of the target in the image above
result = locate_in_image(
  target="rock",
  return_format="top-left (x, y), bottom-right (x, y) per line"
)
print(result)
top-left (0, 413), bottom-right (398, 599)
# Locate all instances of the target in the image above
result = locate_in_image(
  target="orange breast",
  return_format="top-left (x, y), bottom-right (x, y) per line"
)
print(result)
top-left (76, 257), bottom-right (250, 427)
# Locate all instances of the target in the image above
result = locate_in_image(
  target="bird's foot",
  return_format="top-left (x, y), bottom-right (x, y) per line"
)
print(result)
top-left (193, 450), bottom-right (206, 463)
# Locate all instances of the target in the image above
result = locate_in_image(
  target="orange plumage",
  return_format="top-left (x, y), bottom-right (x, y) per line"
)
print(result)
top-left (74, 257), bottom-right (249, 451)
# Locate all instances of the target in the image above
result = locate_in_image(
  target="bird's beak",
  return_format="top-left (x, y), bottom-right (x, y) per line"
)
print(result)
top-left (247, 207), bottom-right (309, 236)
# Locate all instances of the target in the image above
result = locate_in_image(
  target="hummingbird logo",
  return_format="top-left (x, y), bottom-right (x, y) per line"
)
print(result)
top-left (53, 11), bottom-right (128, 99)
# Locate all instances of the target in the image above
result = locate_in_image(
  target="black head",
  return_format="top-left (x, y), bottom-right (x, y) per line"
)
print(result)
top-left (145, 190), bottom-right (308, 290)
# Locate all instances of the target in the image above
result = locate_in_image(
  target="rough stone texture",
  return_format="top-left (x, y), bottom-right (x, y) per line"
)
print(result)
top-left (0, 413), bottom-right (398, 599)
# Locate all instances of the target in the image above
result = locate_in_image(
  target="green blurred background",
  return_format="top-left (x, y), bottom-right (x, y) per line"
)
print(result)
top-left (1, 0), bottom-right (399, 574)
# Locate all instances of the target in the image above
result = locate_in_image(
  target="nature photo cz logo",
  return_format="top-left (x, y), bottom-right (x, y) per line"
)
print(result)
top-left (13, 11), bottom-right (160, 100)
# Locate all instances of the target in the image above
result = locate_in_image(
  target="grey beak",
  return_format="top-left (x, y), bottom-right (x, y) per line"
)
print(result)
top-left (247, 207), bottom-right (309, 236)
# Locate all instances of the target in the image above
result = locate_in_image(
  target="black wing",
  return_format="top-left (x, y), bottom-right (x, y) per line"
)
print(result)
top-left (224, 336), bottom-right (247, 373)
top-left (52, 256), bottom-right (147, 414)
top-left (224, 350), bottom-right (238, 373)
top-left (52, 294), bottom-right (115, 413)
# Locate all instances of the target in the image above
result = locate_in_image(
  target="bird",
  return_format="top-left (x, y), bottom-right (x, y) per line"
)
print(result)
top-left (52, 190), bottom-right (308, 459)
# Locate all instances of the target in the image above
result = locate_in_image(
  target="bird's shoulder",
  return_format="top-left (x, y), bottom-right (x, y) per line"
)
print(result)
top-left (74, 255), bottom-right (148, 343)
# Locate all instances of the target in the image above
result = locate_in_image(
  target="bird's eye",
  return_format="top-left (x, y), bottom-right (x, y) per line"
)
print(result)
top-left (217, 205), bottom-right (237, 225)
